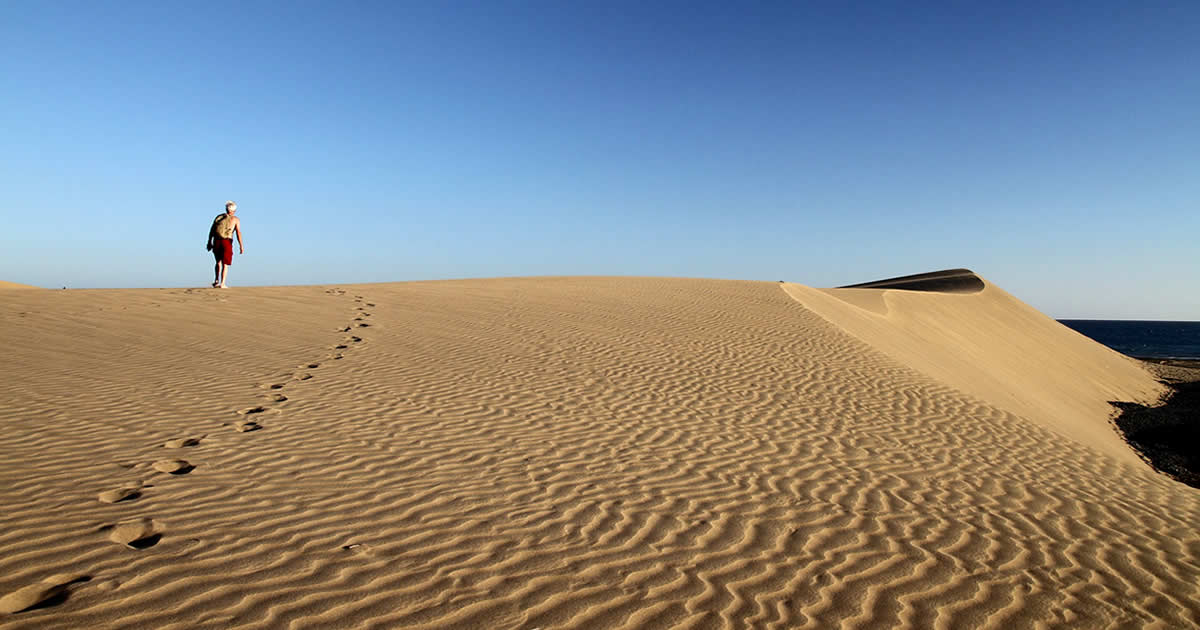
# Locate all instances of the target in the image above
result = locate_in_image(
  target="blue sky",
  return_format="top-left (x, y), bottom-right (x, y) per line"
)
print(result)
top-left (2, 1), bottom-right (1196, 319)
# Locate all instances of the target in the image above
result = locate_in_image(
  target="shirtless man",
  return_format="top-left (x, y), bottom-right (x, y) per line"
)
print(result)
top-left (206, 201), bottom-right (245, 288)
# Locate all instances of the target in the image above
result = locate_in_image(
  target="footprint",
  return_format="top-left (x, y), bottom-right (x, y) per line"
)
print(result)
top-left (294, 373), bottom-right (313, 381)
top-left (366, 303), bottom-right (375, 307)
top-left (0, 575), bottom-right (91, 613)
top-left (354, 317), bottom-right (364, 321)
top-left (106, 517), bottom-right (163, 549)
top-left (357, 323), bottom-right (370, 328)
top-left (163, 436), bottom-right (203, 449)
top-left (269, 384), bottom-right (285, 390)
top-left (98, 486), bottom-right (142, 504)
top-left (269, 393), bottom-right (288, 402)
top-left (239, 405), bottom-right (281, 416)
top-left (153, 460), bottom-right (193, 475)
top-left (351, 336), bottom-right (362, 343)
top-left (306, 363), bottom-right (320, 369)
top-left (332, 354), bottom-right (344, 360)
top-left (335, 345), bottom-right (348, 350)
top-left (341, 542), bottom-right (374, 556)
top-left (339, 326), bottom-right (352, 332)
top-left (236, 421), bottom-right (262, 433)
top-left (93, 578), bottom-right (121, 593)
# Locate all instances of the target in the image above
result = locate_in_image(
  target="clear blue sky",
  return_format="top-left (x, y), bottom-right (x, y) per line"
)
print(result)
top-left (2, 1), bottom-right (1196, 319)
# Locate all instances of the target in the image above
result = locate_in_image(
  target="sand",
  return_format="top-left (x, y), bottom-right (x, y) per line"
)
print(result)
top-left (0, 276), bottom-right (1197, 629)
top-left (0, 281), bottom-right (40, 290)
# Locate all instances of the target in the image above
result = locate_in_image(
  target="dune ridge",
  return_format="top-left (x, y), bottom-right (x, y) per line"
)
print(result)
top-left (0, 276), bottom-right (1197, 629)
top-left (0, 281), bottom-right (40, 290)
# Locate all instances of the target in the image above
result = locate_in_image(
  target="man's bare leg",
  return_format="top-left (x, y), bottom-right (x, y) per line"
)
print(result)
top-left (218, 262), bottom-right (229, 288)
top-left (213, 262), bottom-right (221, 288)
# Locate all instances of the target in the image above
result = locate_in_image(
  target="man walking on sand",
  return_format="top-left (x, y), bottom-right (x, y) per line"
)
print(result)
top-left (206, 200), bottom-right (244, 288)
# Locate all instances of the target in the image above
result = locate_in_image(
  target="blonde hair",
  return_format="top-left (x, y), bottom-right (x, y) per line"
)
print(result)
top-left (225, 200), bottom-right (237, 211)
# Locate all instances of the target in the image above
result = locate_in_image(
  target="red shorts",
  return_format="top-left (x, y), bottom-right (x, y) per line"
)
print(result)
top-left (213, 238), bottom-right (234, 265)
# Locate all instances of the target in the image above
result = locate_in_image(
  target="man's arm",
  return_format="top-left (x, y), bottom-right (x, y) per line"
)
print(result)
top-left (234, 218), bottom-right (244, 254)
top-left (206, 222), bottom-right (216, 251)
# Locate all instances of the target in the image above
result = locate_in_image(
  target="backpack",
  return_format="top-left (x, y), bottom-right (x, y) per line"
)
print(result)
top-left (213, 214), bottom-right (235, 239)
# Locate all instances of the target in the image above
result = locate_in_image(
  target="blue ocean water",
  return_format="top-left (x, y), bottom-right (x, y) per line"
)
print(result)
top-left (1059, 320), bottom-right (1200, 360)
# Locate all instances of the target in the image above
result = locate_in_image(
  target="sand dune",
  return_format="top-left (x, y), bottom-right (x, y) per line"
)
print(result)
top-left (0, 281), bottom-right (40, 290)
top-left (0, 277), bottom-right (1197, 629)
top-left (786, 273), bottom-right (1165, 464)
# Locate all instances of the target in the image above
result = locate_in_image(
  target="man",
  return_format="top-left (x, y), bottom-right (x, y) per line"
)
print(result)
top-left (206, 200), bottom-right (245, 288)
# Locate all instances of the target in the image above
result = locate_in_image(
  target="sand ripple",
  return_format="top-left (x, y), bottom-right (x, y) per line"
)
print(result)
top-left (0, 278), bottom-right (1197, 629)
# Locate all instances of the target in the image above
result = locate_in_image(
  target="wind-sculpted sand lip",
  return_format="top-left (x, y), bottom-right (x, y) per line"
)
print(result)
top-left (838, 268), bottom-right (986, 293)
top-left (0, 276), bottom-right (1197, 629)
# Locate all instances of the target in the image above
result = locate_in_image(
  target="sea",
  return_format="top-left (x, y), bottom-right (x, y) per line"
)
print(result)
top-left (1059, 320), bottom-right (1200, 361)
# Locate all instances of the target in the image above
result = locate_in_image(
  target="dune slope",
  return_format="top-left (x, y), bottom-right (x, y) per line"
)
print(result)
top-left (0, 277), bottom-right (1197, 629)
top-left (0, 281), bottom-right (40, 289)
top-left (783, 275), bottom-right (1165, 464)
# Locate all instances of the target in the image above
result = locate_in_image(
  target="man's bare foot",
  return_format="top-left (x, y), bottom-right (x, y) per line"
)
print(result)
top-left (212, 282), bottom-right (220, 288)
top-left (219, 284), bottom-right (228, 289)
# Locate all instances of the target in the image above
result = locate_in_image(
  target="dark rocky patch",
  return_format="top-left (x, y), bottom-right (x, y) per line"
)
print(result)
top-left (1112, 380), bottom-right (1200, 488)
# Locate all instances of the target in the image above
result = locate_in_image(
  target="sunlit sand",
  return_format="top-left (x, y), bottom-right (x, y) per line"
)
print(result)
top-left (1, 275), bottom-right (1197, 628)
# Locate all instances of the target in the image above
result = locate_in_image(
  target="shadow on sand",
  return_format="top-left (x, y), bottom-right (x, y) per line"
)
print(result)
top-left (1112, 378), bottom-right (1200, 488)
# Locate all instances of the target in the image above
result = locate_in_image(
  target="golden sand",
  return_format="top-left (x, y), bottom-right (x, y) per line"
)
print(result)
top-left (0, 277), bottom-right (1197, 628)
top-left (0, 281), bottom-right (40, 290)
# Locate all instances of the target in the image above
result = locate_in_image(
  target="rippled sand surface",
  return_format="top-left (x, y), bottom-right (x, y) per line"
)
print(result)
top-left (1, 277), bottom-right (1197, 629)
